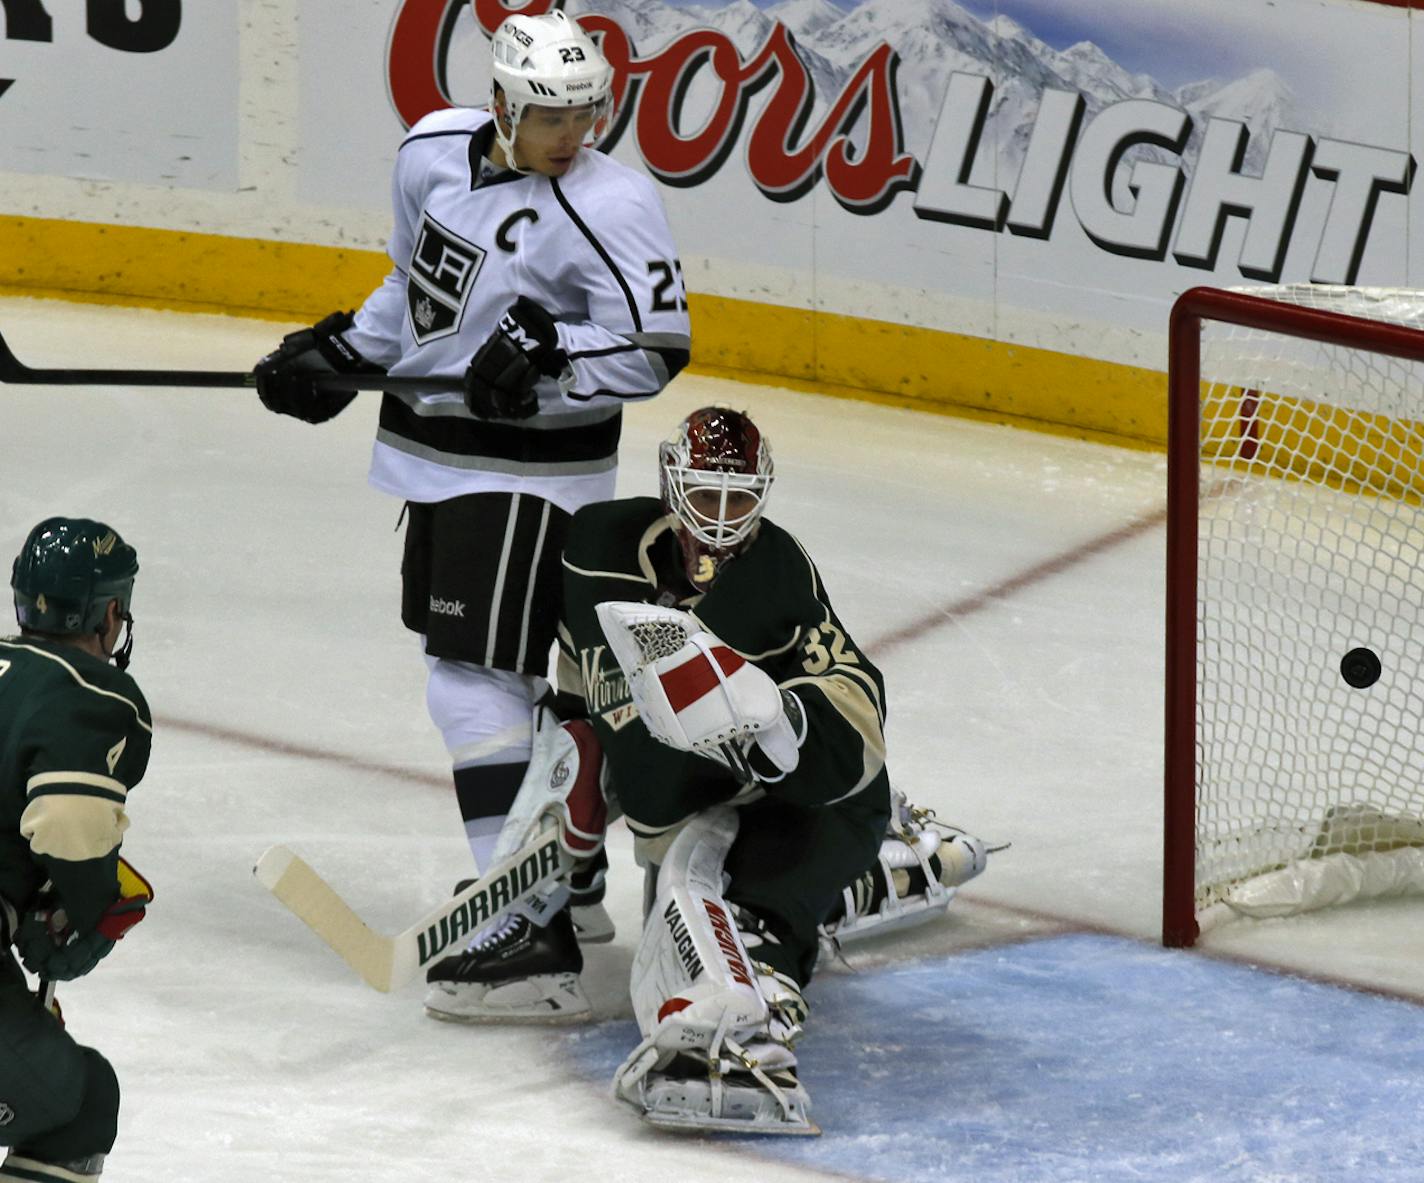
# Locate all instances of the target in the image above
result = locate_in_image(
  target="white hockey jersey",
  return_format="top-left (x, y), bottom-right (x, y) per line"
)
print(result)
top-left (345, 106), bottom-right (691, 513)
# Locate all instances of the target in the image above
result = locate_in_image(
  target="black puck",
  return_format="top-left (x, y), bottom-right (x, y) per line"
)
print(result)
top-left (1340, 647), bottom-right (1382, 689)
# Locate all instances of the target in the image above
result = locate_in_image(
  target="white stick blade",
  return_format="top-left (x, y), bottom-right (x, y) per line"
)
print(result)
top-left (254, 845), bottom-right (395, 993)
top-left (253, 844), bottom-right (295, 892)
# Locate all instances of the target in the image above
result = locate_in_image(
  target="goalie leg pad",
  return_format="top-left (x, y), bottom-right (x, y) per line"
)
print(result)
top-left (490, 705), bottom-right (608, 866)
top-left (569, 848), bottom-right (615, 944)
top-left (635, 1054), bottom-right (816, 1137)
top-left (624, 954), bottom-right (815, 1136)
top-left (612, 808), bottom-right (816, 1135)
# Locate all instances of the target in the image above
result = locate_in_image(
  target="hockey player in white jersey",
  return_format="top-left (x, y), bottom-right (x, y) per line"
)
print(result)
top-left (252, 11), bottom-right (690, 1017)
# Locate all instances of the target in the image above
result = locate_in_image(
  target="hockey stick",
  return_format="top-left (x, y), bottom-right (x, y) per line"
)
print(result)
top-left (0, 328), bottom-right (462, 393)
top-left (254, 825), bottom-right (567, 993)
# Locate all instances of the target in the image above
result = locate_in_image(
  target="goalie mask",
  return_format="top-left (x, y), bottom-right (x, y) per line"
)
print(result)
top-left (11, 516), bottom-right (139, 669)
top-left (488, 10), bottom-right (615, 168)
top-left (660, 407), bottom-right (774, 588)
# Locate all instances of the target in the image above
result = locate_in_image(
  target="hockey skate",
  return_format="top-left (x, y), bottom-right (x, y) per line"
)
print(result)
top-left (636, 1052), bottom-right (816, 1136)
top-left (821, 790), bottom-right (989, 947)
top-left (617, 959), bottom-right (817, 1136)
top-left (569, 852), bottom-right (615, 944)
top-left (424, 905), bottom-right (589, 1023)
top-left (1, 1153), bottom-right (105, 1180)
top-left (570, 900), bottom-right (615, 944)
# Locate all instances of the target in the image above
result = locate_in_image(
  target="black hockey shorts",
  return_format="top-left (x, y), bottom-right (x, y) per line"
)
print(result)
top-left (401, 492), bottom-right (571, 675)
top-left (0, 951), bottom-right (120, 1160)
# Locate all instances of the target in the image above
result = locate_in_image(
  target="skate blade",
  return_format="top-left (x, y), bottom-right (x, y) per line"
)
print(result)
top-left (423, 1001), bottom-right (591, 1026)
top-left (641, 1109), bottom-right (820, 1137)
top-left (822, 890), bottom-right (957, 946)
top-left (423, 972), bottom-right (591, 1025)
top-left (574, 929), bottom-right (616, 945)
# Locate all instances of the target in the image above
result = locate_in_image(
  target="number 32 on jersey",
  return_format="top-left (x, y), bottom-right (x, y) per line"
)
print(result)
top-left (801, 623), bottom-right (858, 675)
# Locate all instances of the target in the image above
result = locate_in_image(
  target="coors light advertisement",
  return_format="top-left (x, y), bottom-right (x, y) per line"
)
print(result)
top-left (341, 0), bottom-right (1420, 359)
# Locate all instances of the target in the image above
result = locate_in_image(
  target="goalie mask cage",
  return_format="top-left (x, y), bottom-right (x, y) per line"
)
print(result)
top-left (1164, 285), bottom-right (1424, 948)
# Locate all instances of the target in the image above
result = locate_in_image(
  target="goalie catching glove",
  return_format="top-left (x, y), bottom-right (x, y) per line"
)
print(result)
top-left (253, 309), bottom-right (385, 424)
top-left (16, 856), bottom-right (153, 982)
top-left (594, 602), bottom-right (806, 775)
top-left (463, 296), bottom-right (570, 421)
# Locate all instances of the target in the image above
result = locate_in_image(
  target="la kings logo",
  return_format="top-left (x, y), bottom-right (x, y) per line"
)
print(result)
top-left (407, 212), bottom-right (486, 345)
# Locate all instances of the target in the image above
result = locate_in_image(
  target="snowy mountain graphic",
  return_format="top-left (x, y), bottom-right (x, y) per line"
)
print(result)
top-left (569, 0), bottom-right (1304, 173)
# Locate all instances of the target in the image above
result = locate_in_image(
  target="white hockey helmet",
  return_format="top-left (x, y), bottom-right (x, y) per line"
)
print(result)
top-left (488, 10), bottom-right (614, 163)
top-left (659, 407), bottom-right (775, 587)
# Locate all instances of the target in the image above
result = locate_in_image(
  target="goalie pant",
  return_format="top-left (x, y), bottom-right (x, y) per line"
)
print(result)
top-left (557, 498), bottom-right (893, 985)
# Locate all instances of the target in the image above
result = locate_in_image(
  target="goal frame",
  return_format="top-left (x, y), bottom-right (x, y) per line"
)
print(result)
top-left (1163, 285), bottom-right (1424, 948)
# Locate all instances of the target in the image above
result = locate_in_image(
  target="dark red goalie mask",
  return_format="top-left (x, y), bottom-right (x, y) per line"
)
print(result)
top-left (659, 406), bottom-right (774, 587)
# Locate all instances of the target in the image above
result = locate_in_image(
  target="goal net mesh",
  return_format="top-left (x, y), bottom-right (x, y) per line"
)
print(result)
top-left (1193, 284), bottom-right (1424, 923)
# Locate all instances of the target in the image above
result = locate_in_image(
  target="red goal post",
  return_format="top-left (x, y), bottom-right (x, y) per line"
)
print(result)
top-left (1164, 285), bottom-right (1424, 948)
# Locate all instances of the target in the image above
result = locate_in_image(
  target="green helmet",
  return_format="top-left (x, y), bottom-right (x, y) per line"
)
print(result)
top-left (11, 517), bottom-right (139, 636)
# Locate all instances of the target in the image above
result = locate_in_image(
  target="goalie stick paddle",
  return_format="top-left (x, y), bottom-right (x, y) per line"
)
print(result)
top-left (254, 825), bottom-right (567, 993)
top-left (0, 328), bottom-right (463, 393)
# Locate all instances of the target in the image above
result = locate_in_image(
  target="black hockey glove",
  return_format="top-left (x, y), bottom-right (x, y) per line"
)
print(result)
top-left (463, 296), bottom-right (568, 421)
top-left (253, 310), bottom-right (384, 425)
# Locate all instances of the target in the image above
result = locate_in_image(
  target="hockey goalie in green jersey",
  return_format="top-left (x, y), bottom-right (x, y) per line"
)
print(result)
top-left (554, 407), bottom-right (988, 1134)
top-left (1, 518), bottom-right (155, 1182)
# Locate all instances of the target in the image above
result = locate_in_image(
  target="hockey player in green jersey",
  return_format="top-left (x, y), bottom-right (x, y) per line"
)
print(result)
top-left (0, 519), bottom-right (155, 1183)
top-left (435, 406), bottom-right (986, 1132)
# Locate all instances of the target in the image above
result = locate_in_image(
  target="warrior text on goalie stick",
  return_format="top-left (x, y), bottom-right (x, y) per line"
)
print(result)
top-left (254, 825), bottom-right (565, 993)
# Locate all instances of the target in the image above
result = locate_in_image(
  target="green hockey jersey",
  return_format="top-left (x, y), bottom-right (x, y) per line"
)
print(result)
top-left (0, 637), bottom-right (152, 936)
top-left (557, 497), bottom-right (890, 833)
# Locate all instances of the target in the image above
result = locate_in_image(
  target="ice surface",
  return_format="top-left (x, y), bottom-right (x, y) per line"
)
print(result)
top-left (2, 296), bottom-right (1421, 1181)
